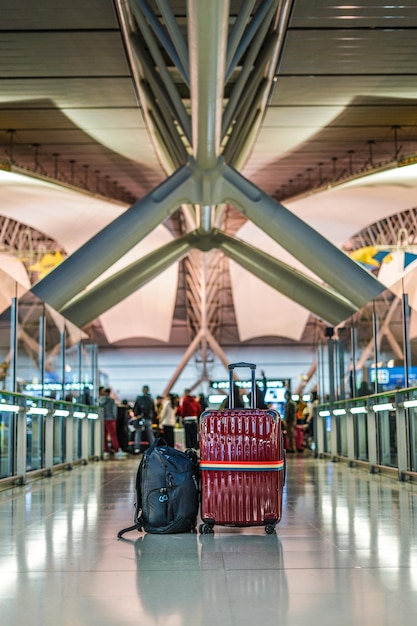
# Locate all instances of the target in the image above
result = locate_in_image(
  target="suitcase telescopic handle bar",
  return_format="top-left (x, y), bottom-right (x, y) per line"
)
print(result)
top-left (228, 362), bottom-right (257, 409)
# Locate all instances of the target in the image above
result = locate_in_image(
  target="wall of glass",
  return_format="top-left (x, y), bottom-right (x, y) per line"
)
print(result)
top-left (0, 290), bottom-right (98, 404)
top-left (0, 288), bottom-right (103, 486)
top-left (0, 389), bottom-right (101, 485)
top-left (315, 387), bottom-right (417, 481)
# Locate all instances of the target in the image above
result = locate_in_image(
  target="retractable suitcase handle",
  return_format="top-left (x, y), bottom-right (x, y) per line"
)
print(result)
top-left (228, 362), bottom-right (257, 409)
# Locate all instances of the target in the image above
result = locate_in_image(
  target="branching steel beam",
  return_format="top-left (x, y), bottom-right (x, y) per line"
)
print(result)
top-left (135, 0), bottom-right (189, 85)
top-left (59, 233), bottom-right (195, 327)
top-left (225, 0), bottom-right (277, 83)
top-left (155, 0), bottom-right (190, 83)
top-left (220, 163), bottom-right (387, 309)
top-left (225, 0), bottom-right (257, 81)
top-left (129, 2), bottom-right (192, 144)
top-left (211, 230), bottom-right (358, 325)
top-left (222, 29), bottom-right (276, 143)
top-left (115, 0), bottom-right (178, 174)
top-left (32, 164), bottom-right (195, 310)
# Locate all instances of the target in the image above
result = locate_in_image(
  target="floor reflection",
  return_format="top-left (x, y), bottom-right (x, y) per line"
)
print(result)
top-left (1, 456), bottom-right (417, 625)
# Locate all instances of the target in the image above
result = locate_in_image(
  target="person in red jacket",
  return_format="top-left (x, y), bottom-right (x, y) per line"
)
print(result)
top-left (179, 389), bottom-right (201, 449)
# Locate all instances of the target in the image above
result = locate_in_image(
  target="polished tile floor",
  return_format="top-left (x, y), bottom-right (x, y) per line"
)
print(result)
top-left (1, 454), bottom-right (417, 626)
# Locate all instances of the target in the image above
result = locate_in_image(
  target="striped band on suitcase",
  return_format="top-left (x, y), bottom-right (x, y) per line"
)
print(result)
top-left (199, 460), bottom-right (284, 471)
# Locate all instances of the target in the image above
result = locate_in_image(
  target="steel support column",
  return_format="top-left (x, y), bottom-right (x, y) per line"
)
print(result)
top-left (188, 0), bottom-right (229, 169)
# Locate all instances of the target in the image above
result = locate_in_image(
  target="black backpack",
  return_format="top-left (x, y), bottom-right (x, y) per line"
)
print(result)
top-left (117, 438), bottom-right (199, 537)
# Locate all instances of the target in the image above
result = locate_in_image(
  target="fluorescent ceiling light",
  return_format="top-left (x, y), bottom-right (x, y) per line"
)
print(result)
top-left (87, 412), bottom-right (99, 420)
top-left (208, 394), bottom-right (227, 404)
top-left (53, 409), bottom-right (70, 417)
top-left (333, 409), bottom-right (346, 416)
top-left (0, 403), bottom-right (20, 412)
top-left (27, 407), bottom-right (48, 415)
top-left (350, 406), bottom-right (367, 414)
top-left (372, 403), bottom-right (394, 412)
top-left (403, 399), bottom-right (417, 408)
top-left (73, 411), bottom-right (86, 418)
top-left (319, 410), bottom-right (331, 417)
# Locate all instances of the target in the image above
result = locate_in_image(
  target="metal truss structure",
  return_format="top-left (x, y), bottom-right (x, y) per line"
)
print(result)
top-left (24, 0), bottom-right (390, 388)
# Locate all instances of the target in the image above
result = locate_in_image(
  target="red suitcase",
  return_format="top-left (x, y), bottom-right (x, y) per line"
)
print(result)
top-left (295, 424), bottom-right (304, 452)
top-left (199, 362), bottom-right (285, 534)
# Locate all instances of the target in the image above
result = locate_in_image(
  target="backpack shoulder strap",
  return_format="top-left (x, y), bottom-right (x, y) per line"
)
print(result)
top-left (117, 454), bottom-right (147, 538)
top-left (117, 522), bottom-right (140, 539)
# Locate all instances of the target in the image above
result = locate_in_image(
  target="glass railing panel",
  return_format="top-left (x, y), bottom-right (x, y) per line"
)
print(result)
top-left (409, 408), bottom-right (417, 472)
top-left (72, 407), bottom-right (87, 461)
top-left (369, 391), bottom-right (397, 468)
top-left (403, 388), bottom-right (417, 472)
top-left (355, 412), bottom-right (369, 462)
top-left (331, 400), bottom-right (348, 458)
top-left (52, 402), bottom-right (71, 465)
top-left (376, 408), bottom-right (397, 467)
top-left (0, 392), bottom-right (18, 479)
top-left (338, 414), bottom-right (348, 457)
top-left (26, 401), bottom-right (48, 471)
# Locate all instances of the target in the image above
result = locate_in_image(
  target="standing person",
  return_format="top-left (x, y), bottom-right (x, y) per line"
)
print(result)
top-left (253, 370), bottom-right (267, 409)
top-left (100, 387), bottom-right (124, 458)
top-left (221, 382), bottom-right (245, 409)
top-left (304, 390), bottom-right (319, 447)
top-left (179, 389), bottom-right (201, 449)
top-left (296, 398), bottom-right (307, 425)
top-left (197, 393), bottom-right (208, 413)
top-left (154, 395), bottom-right (163, 428)
top-left (116, 399), bottom-right (133, 452)
top-left (283, 389), bottom-right (297, 453)
top-left (133, 385), bottom-right (156, 452)
top-left (159, 393), bottom-right (177, 447)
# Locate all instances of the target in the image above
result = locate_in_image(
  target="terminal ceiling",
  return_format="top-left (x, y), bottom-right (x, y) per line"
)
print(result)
top-left (2, 1), bottom-right (417, 379)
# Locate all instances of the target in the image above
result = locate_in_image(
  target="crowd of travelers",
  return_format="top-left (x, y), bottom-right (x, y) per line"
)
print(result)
top-left (99, 378), bottom-right (319, 459)
top-left (99, 384), bottom-right (208, 458)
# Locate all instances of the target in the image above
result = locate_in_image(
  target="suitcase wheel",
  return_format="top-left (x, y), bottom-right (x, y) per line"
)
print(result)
top-left (199, 522), bottom-right (214, 534)
top-left (265, 524), bottom-right (276, 534)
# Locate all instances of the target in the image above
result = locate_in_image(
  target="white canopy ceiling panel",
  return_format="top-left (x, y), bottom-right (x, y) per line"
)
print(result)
top-left (377, 251), bottom-right (417, 340)
top-left (87, 226), bottom-right (174, 286)
top-left (229, 259), bottom-right (310, 342)
top-left (62, 109), bottom-right (156, 164)
top-left (231, 222), bottom-right (317, 341)
top-left (377, 251), bottom-right (410, 289)
top-left (90, 225), bottom-right (178, 344)
top-left (98, 263), bottom-right (179, 344)
top-left (286, 164), bottom-right (417, 247)
top-left (244, 105), bottom-right (346, 170)
top-left (0, 169), bottom-right (178, 343)
top-left (0, 170), bottom-right (124, 253)
top-left (45, 303), bottom-right (88, 344)
top-left (0, 167), bottom-right (174, 283)
top-left (376, 249), bottom-right (417, 340)
top-left (236, 220), bottom-right (323, 280)
top-left (0, 254), bottom-right (30, 314)
top-left (0, 253), bottom-right (31, 289)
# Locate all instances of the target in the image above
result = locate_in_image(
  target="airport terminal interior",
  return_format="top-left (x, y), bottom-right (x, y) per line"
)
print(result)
top-left (2, 2), bottom-right (417, 625)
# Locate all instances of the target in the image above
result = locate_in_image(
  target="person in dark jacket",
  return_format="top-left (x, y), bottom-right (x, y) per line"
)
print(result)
top-left (99, 387), bottom-right (119, 455)
top-left (117, 399), bottom-right (133, 452)
top-left (133, 385), bottom-right (156, 452)
top-left (179, 389), bottom-right (201, 449)
top-left (283, 389), bottom-right (297, 452)
top-left (221, 383), bottom-right (245, 409)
